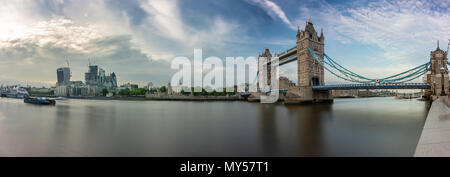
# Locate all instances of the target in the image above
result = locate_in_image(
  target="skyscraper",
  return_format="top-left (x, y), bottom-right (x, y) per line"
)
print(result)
top-left (85, 65), bottom-right (99, 85)
top-left (85, 64), bottom-right (118, 90)
top-left (56, 67), bottom-right (71, 86)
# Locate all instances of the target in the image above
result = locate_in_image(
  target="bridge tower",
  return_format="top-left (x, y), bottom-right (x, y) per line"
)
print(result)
top-left (297, 19), bottom-right (325, 86)
top-left (285, 19), bottom-right (332, 104)
top-left (427, 42), bottom-right (449, 99)
top-left (258, 48), bottom-right (272, 87)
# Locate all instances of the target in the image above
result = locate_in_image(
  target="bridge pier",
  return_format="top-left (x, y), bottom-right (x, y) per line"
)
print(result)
top-left (284, 86), bottom-right (333, 104)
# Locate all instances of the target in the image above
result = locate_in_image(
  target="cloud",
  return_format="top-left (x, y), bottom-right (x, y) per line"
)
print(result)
top-left (2, 0), bottom-right (448, 87)
top-left (0, 0), bottom-right (245, 87)
top-left (0, 17), bottom-right (173, 87)
top-left (138, 0), bottom-right (244, 59)
top-left (246, 0), bottom-right (296, 30)
top-left (284, 0), bottom-right (450, 83)
top-left (295, 0), bottom-right (450, 62)
top-left (140, 0), bottom-right (186, 41)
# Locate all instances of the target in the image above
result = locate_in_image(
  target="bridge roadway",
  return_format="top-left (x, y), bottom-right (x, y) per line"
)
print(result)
top-left (265, 83), bottom-right (431, 93)
top-left (261, 46), bottom-right (297, 66)
top-left (311, 83), bottom-right (431, 90)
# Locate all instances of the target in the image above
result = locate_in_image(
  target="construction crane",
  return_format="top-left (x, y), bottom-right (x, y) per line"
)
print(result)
top-left (447, 39), bottom-right (449, 54)
top-left (66, 57), bottom-right (72, 83)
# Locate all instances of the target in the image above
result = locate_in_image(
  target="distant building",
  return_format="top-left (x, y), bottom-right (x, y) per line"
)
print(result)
top-left (147, 82), bottom-right (154, 90)
top-left (84, 65), bottom-right (118, 96)
top-left (70, 81), bottom-right (84, 87)
top-left (29, 87), bottom-right (53, 95)
top-left (168, 82), bottom-right (173, 95)
top-left (104, 72), bottom-right (118, 89)
top-left (120, 83), bottom-right (138, 90)
top-left (85, 65), bottom-right (99, 85)
top-left (57, 67), bottom-right (71, 86)
top-left (54, 85), bottom-right (69, 96)
top-left (53, 62), bottom-right (119, 97)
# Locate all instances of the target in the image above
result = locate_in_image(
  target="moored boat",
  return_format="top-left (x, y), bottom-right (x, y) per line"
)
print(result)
top-left (24, 97), bottom-right (56, 105)
top-left (1, 85), bottom-right (30, 98)
top-left (55, 97), bottom-right (67, 100)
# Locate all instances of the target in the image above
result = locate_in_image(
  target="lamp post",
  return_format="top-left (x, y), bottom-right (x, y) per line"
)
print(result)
top-left (441, 66), bottom-right (446, 96)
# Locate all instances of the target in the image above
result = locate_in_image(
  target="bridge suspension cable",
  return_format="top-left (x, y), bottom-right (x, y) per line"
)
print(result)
top-left (308, 48), bottom-right (431, 84)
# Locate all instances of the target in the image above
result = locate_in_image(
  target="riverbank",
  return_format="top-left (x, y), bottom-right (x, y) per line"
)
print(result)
top-left (145, 95), bottom-right (243, 101)
top-left (415, 97), bottom-right (450, 157)
top-left (29, 94), bottom-right (245, 101)
top-left (26, 94), bottom-right (405, 102)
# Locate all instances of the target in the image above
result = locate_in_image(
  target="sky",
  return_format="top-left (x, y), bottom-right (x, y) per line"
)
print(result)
top-left (0, 0), bottom-right (449, 87)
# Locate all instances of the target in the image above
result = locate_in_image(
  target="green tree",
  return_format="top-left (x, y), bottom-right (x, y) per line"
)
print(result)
top-left (137, 88), bottom-right (148, 95)
top-left (201, 88), bottom-right (208, 96)
top-left (119, 88), bottom-right (131, 96)
top-left (102, 88), bottom-right (108, 96)
top-left (181, 89), bottom-right (191, 96)
top-left (128, 88), bottom-right (147, 96)
top-left (159, 86), bottom-right (167, 93)
top-left (150, 88), bottom-right (158, 94)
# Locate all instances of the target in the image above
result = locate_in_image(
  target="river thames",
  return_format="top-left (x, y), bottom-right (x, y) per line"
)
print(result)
top-left (0, 97), bottom-right (430, 156)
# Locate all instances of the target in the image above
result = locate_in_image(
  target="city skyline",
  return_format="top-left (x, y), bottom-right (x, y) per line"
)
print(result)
top-left (1, 0), bottom-right (450, 87)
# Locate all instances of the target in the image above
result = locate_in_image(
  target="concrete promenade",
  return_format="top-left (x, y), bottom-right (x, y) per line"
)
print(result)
top-left (415, 97), bottom-right (450, 157)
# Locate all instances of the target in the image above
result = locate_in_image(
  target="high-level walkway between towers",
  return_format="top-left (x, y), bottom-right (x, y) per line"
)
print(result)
top-left (260, 47), bottom-right (435, 92)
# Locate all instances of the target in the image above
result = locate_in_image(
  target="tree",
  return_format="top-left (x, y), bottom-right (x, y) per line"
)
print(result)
top-left (201, 88), bottom-right (208, 96)
top-left (128, 88), bottom-right (147, 96)
top-left (159, 86), bottom-right (167, 93)
top-left (149, 88), bottom-right (158, 94)
top-left (181, 89), bottom-right (190, 96)
top-left (137, 88), bottom-right (148, 95)
top-left (102, 88), bottom-right (108, 96)
top-left (119, 88), bottom-right (131, 96)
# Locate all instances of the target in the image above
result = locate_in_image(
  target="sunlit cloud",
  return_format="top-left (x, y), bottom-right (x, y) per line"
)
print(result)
top-left (0, 0), bottom-right (449, 86)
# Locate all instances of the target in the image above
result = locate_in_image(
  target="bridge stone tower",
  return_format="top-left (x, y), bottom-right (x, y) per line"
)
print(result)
top-left (427, 42), bottom-right (449, 99)
top-left (258, 48), bottom-right (273, 87)
top-left (297, 19), bottom-right (325, 86)
top-left (285, 19), bottom-right (332, 104)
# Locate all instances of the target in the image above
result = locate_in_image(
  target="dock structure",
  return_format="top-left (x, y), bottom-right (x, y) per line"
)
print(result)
top-left (415, 97), bottom-right (450, 157)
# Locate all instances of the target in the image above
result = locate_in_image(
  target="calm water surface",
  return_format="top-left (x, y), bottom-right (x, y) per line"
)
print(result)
top-left (0, 97), bottom-right (430, 156)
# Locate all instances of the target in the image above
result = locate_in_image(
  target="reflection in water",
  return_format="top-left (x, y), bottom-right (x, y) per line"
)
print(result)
top-left (52, 104), bottom-right (70, 155)
top-left (287, 104), bottom-right (330, 156)
top-left (0, 97), bottom-right (428, 156)
top-left (258, 104), bottom-right (278, 156)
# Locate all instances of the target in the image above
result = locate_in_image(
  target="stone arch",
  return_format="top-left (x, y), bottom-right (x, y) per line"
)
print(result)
top-left (311, 77), bottom-right (321, 86)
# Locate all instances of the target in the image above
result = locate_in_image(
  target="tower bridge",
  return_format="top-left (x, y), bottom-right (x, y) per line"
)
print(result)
top-left (256, 19), bottom-right (448, 103)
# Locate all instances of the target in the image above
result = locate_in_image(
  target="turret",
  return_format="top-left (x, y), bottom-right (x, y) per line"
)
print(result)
top-left (263, 48), bottom-right (272, 58)
top-left (320, 28), bottom-right (324, 42)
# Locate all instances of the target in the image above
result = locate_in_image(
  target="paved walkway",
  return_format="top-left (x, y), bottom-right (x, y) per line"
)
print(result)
top-left (415, 97), bottom-right (450, 157)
